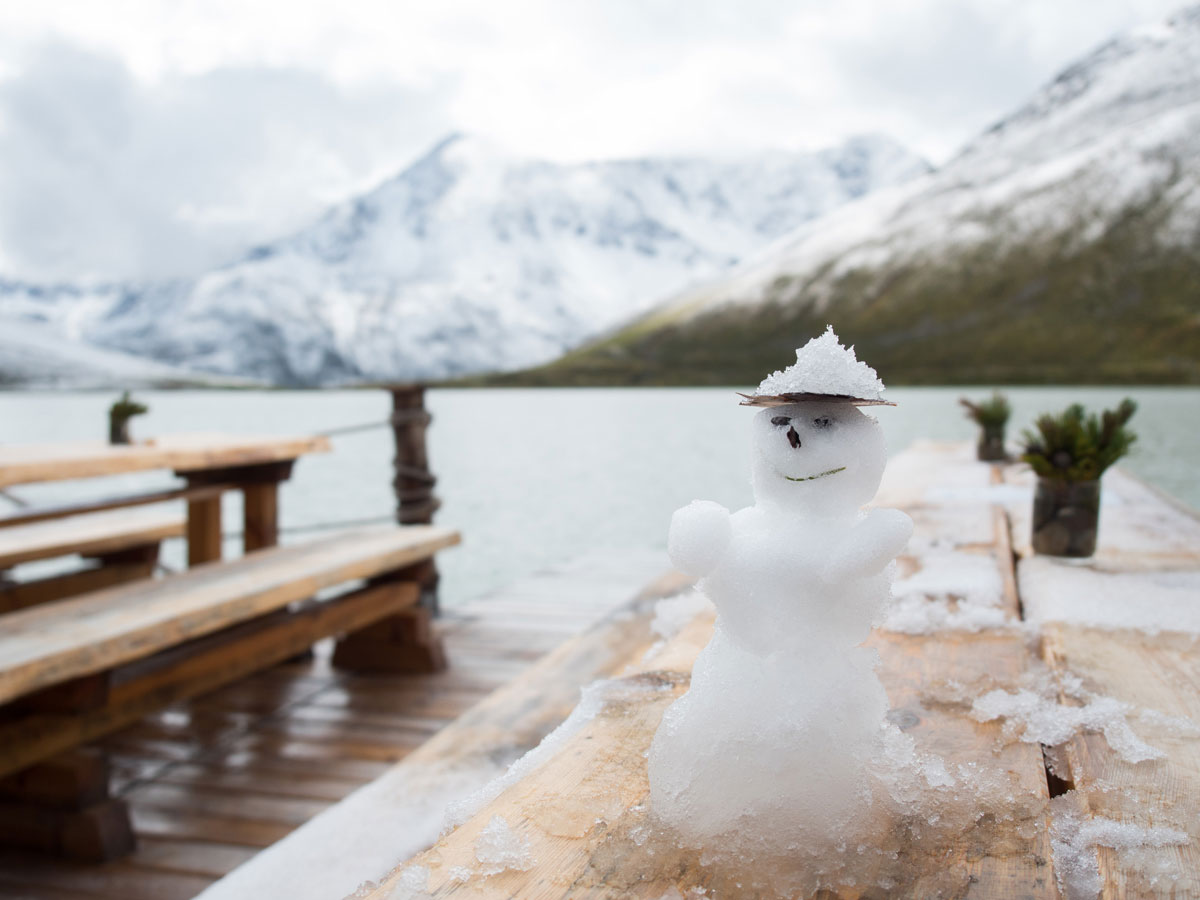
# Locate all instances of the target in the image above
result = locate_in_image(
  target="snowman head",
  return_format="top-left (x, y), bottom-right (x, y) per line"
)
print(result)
top-left (750, 402), bottom-right (886, 515)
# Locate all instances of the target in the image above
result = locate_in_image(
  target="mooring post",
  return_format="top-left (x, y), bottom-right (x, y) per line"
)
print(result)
top-left (389, 384), bottom-right (442, 614)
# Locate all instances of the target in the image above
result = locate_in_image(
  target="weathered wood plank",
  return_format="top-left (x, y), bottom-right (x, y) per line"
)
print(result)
top-left (145, 762), bottom-right (366, 803)
top-left (0, 507), bottom-right (184, 570)
top-left (0, 434), bottom-right (330, 489)
top-left (126, 836), bottom-right (259, 879)
top-left (1042, 624), bottom-right (1200, 899)
top-left (0, 560), bottom-right (157, 614)
top-left (0, 526), bottom-right (459, 705)
top-left (0, 483), bottom-right (229, 530)
top-left (363, 609), bottom-right (1056, 899)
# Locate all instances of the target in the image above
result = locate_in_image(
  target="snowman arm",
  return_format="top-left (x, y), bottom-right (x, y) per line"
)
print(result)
top-left (668, 500), bottom-right (732, 577)
top-left (819, 508), bottom-right (913, 584)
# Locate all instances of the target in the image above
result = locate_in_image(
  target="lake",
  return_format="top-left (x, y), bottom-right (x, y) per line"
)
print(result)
top-left (1, 386), bottom-right (1196, 606)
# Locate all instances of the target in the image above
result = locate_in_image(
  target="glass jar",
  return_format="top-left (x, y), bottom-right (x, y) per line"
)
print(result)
top-left (977, 425), bottom-right (1006, 462)
top-left (1031, 477), bottom-right (1101, 557)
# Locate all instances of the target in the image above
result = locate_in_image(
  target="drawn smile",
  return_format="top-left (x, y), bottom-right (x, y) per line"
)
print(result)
top-left (784, 466), bottom-right (847, 482)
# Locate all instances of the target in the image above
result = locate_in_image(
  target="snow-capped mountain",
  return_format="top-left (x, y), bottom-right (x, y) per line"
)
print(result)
top-left (540, 7), bottom-right (1200, 385)
top-left (1, 135), bottom-right (928, 385)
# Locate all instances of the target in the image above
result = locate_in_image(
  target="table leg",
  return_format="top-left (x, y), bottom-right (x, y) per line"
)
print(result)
top-left (243, 482), bottom-right (279, 552)
top-left (187, 494), bottom-right (223, 567)
top-left (179, 461), bottom-right (293, 564)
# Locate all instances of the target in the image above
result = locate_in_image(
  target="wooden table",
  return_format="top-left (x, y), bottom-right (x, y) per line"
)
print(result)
top-left (0, 433), bottom-right (330, 567)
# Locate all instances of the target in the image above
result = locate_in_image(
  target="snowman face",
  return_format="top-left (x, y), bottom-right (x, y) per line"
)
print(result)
top-left (751, 402), bottom-right (886, 511)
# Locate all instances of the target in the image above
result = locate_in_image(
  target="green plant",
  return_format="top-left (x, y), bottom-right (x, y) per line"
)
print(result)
top-left (960, 392), bottom-right (1011, 429)
top-left (110, 391), bottom-right (148, 421)
top-left (1021, 399), bottom-right (1137, 482)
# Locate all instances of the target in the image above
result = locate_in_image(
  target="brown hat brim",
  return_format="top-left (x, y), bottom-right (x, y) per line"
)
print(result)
top-left (737, 392), bottom-right (896, 408)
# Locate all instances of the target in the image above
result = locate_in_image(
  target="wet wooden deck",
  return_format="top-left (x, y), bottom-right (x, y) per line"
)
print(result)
top-left (0, 553), bottom-right (667, 900)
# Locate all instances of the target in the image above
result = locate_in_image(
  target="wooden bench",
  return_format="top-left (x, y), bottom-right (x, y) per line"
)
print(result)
top-left (0, 506), bottom-right (186, 612)
top-left (0, 524), bottom-right (459, 862)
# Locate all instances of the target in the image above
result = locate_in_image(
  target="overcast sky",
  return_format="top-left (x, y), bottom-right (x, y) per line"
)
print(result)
top-left (0, 0), bottom-right (1185, 282)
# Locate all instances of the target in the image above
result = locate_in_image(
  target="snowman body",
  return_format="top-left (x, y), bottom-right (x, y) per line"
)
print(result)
top-left (648, 401), bottom-right (912, 848)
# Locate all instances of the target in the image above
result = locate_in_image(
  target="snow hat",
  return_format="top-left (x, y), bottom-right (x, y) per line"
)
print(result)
top-left (738, 325), bottom-right (895, 407)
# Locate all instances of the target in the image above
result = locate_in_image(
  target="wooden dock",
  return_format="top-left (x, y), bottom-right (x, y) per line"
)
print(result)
top-left (2, 441), bottom-right (1198, 899)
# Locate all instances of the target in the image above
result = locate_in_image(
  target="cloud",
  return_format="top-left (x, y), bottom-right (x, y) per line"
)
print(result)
top-left (0, 41), bottom-right (455, 281)
top-left (0, 0), bottom-right (1185, 281)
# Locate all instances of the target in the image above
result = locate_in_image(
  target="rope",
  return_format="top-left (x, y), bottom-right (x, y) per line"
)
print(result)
top-left (316, 419), bottom-right (391, 438)
top-left (315, 409), bottom-right (431, 438)
top-left (280, 515), bottom-right (398, 534)
top-left (220, 514), bottom-right (398, 540)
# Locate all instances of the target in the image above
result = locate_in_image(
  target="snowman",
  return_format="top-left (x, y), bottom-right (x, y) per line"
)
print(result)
top-left (647, 326), bottom-right (913, 855)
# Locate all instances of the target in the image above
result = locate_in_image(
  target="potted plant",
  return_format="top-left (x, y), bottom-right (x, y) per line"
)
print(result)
top-left (109, 391), bottom-right (149, 445)
top-left (1020, 399), bottom-right (1137, 557)
top-left (960, 392), bottom-right (1011, 461)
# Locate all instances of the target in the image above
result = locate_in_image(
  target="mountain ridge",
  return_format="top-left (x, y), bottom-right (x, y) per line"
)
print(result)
top-left (0, 133), bottom-right (929, 386)
top-left (500, 6), bottom-right (1200, 386)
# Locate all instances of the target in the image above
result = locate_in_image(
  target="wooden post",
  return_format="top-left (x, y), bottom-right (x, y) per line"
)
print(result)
top-left (390, 385), bottom-right (441, 614)
top-left (331, 387), bottom-right (448, 674)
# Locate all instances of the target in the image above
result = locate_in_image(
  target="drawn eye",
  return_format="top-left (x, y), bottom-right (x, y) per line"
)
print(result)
top-left (770, 416), bottom-right (791, 427)
top-left (812, 416), bottom-right (833, 429)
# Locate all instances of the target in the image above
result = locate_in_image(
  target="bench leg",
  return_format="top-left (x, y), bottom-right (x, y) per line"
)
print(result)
top-left (332, 605), bottom-right (447, 674)
top-left (332, 563), bottom-right (446, 674)
top-left (0, 749), bottom-right (135, 862)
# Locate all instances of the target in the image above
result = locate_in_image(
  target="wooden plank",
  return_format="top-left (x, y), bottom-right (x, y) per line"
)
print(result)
top-left (131, 805), bottom-right (293, 849)
top-left (125, 782), bottom-right (330, 827)
top-left (0, 560), bottom-right (156, 614)
top-left (0, 525), bottom-right (459, 706)
top-left (0, 849), bottom-right (213, 900)
top-left (0, 484), bottom-right (229, 530)
top-left (0, 507), bottom-right (184, 569)
top-left (145, 762), bottom-right (366, 803)
top-left (363, 610), bottom-right (1056, 899)
top-left (128, 836), bottom-right (259, 879)
top-left (1042, 624), bottom-right (1200, 898)
top-left (0, 580), bottom-right (421, 778)
top-left (0, 434), bottom-right (330, 489)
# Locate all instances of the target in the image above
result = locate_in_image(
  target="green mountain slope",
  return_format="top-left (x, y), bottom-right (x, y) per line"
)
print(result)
top-left (482, 10), bottom-right (1200, 387)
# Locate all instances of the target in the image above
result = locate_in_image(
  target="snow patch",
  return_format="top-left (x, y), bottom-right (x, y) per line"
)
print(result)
top-left (473, 815), bottom-right (534, 875)
top-left (1049, 794), bottom-right (1187, 899)
top-left (971, 689), bottom-right (1164, 763)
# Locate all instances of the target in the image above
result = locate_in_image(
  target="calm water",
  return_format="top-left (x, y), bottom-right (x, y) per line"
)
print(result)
top-left (1, 387), bottom-right (1196, 605)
